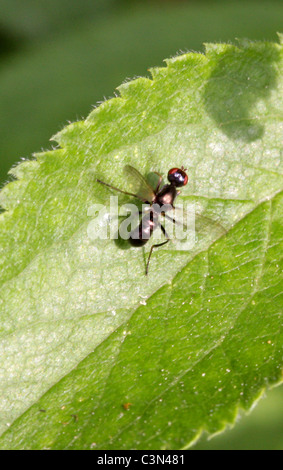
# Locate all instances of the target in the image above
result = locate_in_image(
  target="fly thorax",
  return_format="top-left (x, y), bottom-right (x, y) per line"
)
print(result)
top-left (156, 185), bottom-right (177, 210)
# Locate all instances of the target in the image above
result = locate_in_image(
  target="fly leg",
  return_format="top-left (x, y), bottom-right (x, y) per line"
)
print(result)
top-left (163, 213), bottom-right (178, 224)
top-left (96, 179), bottom-right (149, 203)
top-left (163, 212), bottom-right (187, 227)
top-left (145, 224), bottom-right (170, 275)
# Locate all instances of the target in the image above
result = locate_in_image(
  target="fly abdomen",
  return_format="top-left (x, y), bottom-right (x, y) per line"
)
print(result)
top-left (129, 211), bottom-right (158, 247)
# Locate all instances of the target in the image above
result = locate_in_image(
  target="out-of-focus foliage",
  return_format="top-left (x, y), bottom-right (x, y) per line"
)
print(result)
top-left (0, 0), bottom-right (118, 39)
top-left (195, 386), bottom-right (283, 450)
top-left (1, 0), bottom-right (283, 185)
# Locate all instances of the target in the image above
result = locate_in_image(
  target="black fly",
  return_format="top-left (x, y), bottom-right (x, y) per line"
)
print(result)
top-left (97, 165), bottom-right (188, 275)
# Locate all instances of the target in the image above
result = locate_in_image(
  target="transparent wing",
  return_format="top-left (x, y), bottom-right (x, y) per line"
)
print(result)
top-left (195, 212), bottom-right (227, 237)
top-left (165, 205), bottom-right (227, 239)
top-left (124, 165), bottom-right (155, 203)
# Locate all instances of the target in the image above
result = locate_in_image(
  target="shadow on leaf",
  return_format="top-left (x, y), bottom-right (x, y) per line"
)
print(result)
top-left (204, 42), bottom-right (281, 142)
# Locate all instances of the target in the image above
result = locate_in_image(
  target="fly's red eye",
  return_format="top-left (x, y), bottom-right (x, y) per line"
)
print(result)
top-left (168, 167), bottom-right (188, 187)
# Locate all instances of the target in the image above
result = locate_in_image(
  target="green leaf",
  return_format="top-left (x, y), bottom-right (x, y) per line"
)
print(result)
top-left (0, 37), bottom-right (282, 449)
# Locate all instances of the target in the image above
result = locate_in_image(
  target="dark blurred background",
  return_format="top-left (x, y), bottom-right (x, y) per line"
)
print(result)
top-left (0, 0), bottom-right (282, 449)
